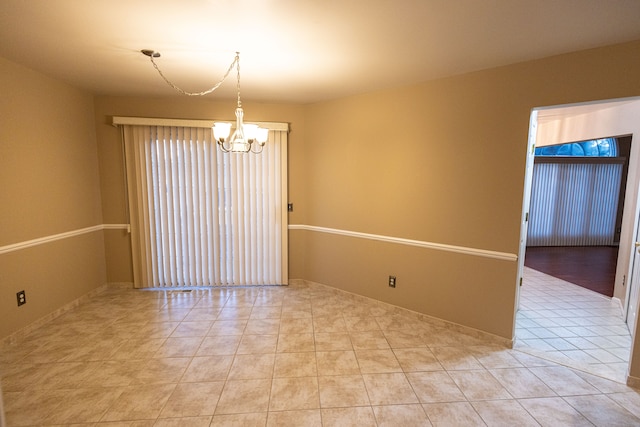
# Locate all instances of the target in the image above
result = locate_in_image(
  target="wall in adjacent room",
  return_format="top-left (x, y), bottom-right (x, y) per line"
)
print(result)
top-left (0, 56), bottom-right (106, 340)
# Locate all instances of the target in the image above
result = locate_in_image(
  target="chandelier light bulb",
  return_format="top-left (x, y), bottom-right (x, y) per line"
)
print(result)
top-left (213, 122), bottom-right (232, 141)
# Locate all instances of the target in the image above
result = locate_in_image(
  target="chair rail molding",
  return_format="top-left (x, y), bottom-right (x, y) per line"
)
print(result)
top-left (288, 224), bottom-right (518, 262)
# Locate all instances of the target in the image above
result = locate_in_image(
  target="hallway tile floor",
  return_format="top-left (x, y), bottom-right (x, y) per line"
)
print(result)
top-left (516, 267), bottom-right (632, 384)
top-left (1, 277), bottom-right (639, 426)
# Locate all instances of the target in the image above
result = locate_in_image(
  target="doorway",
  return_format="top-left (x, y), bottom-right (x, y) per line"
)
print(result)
top-left (516, 97), bottom-right (640, 382)
top-left (523, 135), bottom-right (631, 297)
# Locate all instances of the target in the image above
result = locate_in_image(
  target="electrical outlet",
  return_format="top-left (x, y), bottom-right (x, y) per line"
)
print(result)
top-left (389, 276), bottom-right (396, 288)
top-left (16, 290), bottom-right (26, 306)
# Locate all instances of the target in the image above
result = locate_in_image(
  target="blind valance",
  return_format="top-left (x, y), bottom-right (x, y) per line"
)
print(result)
top-left (112, 116), bottom-right (289, 132)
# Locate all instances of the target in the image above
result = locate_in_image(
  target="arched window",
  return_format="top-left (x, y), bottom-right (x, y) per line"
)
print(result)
top-left (535, 137), bottom-right (618, 157)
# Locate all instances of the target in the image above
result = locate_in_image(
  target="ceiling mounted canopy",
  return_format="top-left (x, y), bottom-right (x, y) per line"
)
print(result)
top-left (141, 49), bottom-right (268, 154)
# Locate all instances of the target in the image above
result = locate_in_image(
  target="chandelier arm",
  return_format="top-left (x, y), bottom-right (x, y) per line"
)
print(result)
top-left (148, 52), bottom-right (239, 97)
top-left (217, 140), bottom-right (232, 153)
top-left (250, 141), bottom-right (265, 154)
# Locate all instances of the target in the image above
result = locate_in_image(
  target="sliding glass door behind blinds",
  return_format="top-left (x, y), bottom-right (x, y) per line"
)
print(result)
top-left (123, 124), bottom-right (287, 288)
top-left (528, 161), bottom-right (622, 246)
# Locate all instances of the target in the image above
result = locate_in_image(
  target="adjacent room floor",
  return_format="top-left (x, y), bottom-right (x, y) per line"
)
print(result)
top-left (1, 278), bottom-right (640, 426)
top-left (524, 246), bottom-right (618, 297)
top-left (516, 267), bottom-right (632, 384)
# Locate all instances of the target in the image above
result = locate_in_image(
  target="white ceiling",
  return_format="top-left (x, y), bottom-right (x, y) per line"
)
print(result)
top-left (2, 0), bottom-right (640, 104)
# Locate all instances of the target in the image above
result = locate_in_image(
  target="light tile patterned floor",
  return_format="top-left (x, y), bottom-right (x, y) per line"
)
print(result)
top-left (516, 267), bottom-right (632, 383)
top-left (0, 278), bottom-right (639, 426)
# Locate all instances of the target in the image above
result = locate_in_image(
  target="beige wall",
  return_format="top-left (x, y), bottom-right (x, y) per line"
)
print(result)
top-left (299, 40), bottom-right (640, 342)
top-left (0, 57), bottom-right (106, 340)
top-left (93, 96), bottom-right (307, 284)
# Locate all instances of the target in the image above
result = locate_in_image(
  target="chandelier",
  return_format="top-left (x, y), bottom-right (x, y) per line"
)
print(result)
top-left (141, 49), bottom-right (268, 153)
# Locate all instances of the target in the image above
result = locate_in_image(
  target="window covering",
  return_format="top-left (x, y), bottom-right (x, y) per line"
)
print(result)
top-left (120, 123), bottom-right (288, 287)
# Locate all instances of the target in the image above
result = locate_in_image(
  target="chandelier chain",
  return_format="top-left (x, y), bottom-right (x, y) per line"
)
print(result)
top-left (143, 49), bottom-right (266, 153)
top-left (236, 53), bottom-right (242, 109)
top-left (148, 52), bottom-right (240, 97)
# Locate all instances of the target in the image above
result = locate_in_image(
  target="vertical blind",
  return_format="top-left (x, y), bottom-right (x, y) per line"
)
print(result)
top-left (527, 160), bottom-right (623, 246)
top-left (121, 123), bottom-right (288, 288)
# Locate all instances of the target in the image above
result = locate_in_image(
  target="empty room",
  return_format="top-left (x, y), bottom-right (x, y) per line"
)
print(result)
top-left (3, 1), bottom-right (640, 425)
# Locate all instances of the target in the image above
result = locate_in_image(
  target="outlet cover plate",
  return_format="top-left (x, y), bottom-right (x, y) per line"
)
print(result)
top-left (17, 290), bottom-right (26, 306)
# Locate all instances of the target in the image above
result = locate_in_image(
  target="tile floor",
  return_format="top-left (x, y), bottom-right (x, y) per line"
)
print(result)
top-left (1, 277), bottom-right (640, 426)
top-left (516, 267), bottom-right (632, 384)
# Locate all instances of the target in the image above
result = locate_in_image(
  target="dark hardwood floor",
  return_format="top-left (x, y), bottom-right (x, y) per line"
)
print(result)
top-left (524, 246), bottom-right (618, 297)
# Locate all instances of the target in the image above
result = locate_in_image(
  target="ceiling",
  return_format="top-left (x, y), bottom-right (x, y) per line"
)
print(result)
top-left (2, 1), bottom-right (640, 104)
